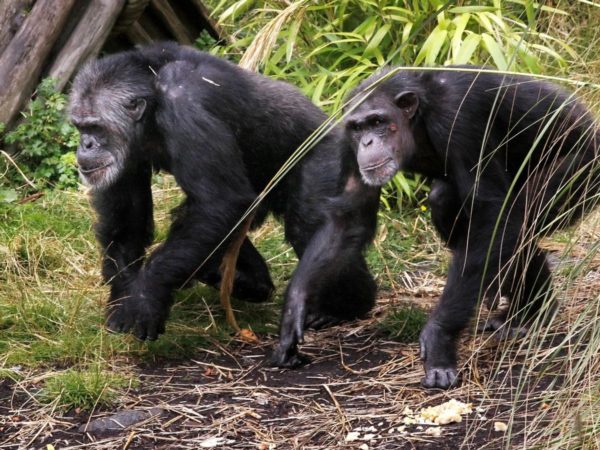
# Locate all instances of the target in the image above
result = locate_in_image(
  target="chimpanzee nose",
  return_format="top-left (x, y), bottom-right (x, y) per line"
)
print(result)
top-left (362, 137), bottom-right (373, 147)
top-left (82, 136), bottom-right (94, 150)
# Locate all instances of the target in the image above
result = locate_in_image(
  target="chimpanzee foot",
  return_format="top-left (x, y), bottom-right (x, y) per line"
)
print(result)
top-left (419, 320), bottom-right (460, 389)
top-left (422, 367), bottom-right (459, 389)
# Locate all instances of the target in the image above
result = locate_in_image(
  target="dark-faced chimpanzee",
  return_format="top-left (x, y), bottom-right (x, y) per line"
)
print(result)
top-left (344, 67), bottom-right (600, 389)
top-left (69, 42), bottom-right (380, 366)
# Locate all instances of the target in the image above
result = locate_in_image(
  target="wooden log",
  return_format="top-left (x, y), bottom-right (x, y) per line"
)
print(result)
top-left (149, 0), bottom-right (194, 44)
top-left (47, 0), bottom-right (127, 91)
top-left (137, 10), bottom-right (170, 42)
top-left (0, 0), bottom-right (77, 128)
top-left (188, 0), bottom-right (224, 41)
top-left (125, 21), bottom-right (154, 46)
top-left (0, 0), bottom-right (36, 57)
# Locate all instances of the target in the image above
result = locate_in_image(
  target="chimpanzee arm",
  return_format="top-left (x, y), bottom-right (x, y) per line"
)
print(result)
top-left (106, 80), bottom-right (257, 340)
top-left (92, 163), bottom-right (154, 305)
top-left (271, 176), bottom-right (380, 367)
top-left (419, 158), bottom-right (524, 388)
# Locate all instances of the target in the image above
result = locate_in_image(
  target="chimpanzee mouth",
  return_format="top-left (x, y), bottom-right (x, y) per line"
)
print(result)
top-left (79, 162), bottom-right (113, 175)
top-left (362, 157), bottom-right (393, 171)
top-left (360, 157), bottom-right (398, 186)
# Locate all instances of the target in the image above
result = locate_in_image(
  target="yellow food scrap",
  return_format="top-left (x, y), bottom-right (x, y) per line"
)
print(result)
top-left (345, 431), bottom-right (360, 442)
top-left (419, 399), bottom-right (473, 425)
top-left (494, 421), bottom-right (508, 432)
top-left (425, 427), bottom-right (442, 437)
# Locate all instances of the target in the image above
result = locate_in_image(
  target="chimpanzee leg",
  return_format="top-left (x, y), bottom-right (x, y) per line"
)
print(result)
top-left (484, 245), bottom-right (553, 332)
top-left (420, 193), bottom-right (524, 388)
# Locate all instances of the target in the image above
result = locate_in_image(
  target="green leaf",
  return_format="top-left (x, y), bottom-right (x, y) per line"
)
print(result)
top-left (481, 33), bottom-right (507, 69)
top-left (311, 74), bottom-right (328, 105)
top-left (451, 13), bottom-right (471, 57)
top-left (286, 17), bottom-right (303, 63)
top-left (220, 0), bottom-right (255, 23)
top-left (454, 33), bottom-right (481, 64)
top-left (417, 27), bottom-right (448, 66)
top-left (364, 23), bottom-right (390, 58)
top-left (448, 6), bottom-right (496, 13)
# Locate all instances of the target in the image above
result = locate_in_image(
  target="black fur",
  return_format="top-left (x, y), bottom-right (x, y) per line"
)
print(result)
top-left (345, 67), bottom-right (600, 388)
top-left (69, 43), bottom-right (380, 362)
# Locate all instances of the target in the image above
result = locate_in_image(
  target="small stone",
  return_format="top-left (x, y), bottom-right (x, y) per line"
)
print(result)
top-left (79, 408), bottom-right (164, 434)
top-left (359, 444), bottom-right (369, 450)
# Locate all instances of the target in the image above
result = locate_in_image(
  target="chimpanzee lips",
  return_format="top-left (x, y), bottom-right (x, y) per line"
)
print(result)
top-left (78, 162), bottom-right (113, 175)
top-left (362, 157), bottom-right (393, 171)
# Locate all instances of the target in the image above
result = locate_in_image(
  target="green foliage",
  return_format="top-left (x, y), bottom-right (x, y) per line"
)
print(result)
top-left (3, 79), bottom-right (79, 190)
top-left (38, 367), bottom-right (133, 411)
top-left (206, 0), bottom-right (572, 208)
top-left (195, 29), bottom-right (219, 51)
top-left (379, 305), bottom-right (428, 343)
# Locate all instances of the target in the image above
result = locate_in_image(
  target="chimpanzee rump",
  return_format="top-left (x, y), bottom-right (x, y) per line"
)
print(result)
top-left (345, 67), bottom-right (600, 388)
top-left (69, 42), bottom-right (380, 365)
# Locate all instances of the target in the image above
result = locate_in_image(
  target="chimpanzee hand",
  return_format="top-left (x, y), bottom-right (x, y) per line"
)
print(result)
top-left (105, 282), bottom-right (170, 341)
top-left (270, 297), bottom-right (310, 368)
top-left (419, 320), bottom-right (459, 389)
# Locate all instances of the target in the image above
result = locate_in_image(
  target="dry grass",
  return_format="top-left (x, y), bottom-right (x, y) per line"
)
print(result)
top-left (0, 184), bottom-right (599, 448)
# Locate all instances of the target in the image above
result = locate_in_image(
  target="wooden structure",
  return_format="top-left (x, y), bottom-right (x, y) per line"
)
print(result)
top-left (0, 0), bottom-right (221, 130)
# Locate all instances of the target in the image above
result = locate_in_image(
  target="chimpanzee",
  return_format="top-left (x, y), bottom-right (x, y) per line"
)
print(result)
top-left (69, 42), bottom-right (380, 365)
top-left (344, 67), bottom-right (600, 388)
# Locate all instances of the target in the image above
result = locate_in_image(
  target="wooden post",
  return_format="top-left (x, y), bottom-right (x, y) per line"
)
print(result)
top-left (0, 0), bottom-right (77, 128)
top-left (47, 0), bottom-right (127, 91)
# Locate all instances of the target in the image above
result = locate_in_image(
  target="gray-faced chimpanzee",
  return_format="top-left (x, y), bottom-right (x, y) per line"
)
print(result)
top-left (344, 67), bottom-right (600, 388)
top-left (69, 42), bottom-right (380, 366)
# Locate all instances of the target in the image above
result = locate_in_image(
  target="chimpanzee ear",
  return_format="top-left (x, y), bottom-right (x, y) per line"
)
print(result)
top-left (127, 98), bottom-right (147, 121)
top-left (394, 91), bottom-right (419, 119)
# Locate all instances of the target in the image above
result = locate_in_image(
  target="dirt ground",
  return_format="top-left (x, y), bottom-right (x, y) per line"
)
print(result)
top-left (0, 310), bottom-right (582, 449)
top-left (1, 245), bottom-right (599, 450)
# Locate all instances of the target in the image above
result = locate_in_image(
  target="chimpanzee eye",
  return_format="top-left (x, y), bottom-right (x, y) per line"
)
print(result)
top-left (349, 122), bottom-right (361, 132)
top-left (374, 119), bottom-right (381, 126)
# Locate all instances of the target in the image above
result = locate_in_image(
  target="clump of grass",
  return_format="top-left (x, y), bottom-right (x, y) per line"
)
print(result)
top-left (38, 366), bottom-right (134, 411)
top-left (379, 306), bottom-right (428, 343)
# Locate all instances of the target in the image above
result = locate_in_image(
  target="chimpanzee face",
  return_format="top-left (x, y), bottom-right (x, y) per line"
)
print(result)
top-left (69, 61), bottom-right (150, 190)
top-left (345, 91), bottom-right (419, 186)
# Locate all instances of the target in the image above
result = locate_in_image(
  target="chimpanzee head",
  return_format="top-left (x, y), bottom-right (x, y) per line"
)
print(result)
top-left (69, 55), bottom-right (156, 190)
top-left (344, 71), bottom-right (424, 186)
